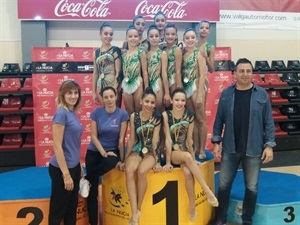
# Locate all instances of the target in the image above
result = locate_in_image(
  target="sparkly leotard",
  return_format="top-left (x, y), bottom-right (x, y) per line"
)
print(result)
top-left (132, 111), bottom-right (162, 157)
top-left (148, 49), bottom-right (162, 94)
top-left (121, 49), bottom-right (144, 94)
top-left (166, 45), bottom-right (178, 87)
top-left (95, 46), bottom-right (121, 91)
top-left (166, 110), bottom-right (194, 151)
top-left (182, 49), bottom-right (200, 98)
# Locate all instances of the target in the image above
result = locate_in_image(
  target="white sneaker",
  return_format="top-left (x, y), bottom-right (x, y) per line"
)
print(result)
top-left (79, 177), bottom-right (90, 198)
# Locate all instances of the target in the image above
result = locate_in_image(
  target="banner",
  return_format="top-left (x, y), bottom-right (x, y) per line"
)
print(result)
top-left (219, 0), bottom-right (300, 30)
top-left (219, 10), bottom-right (300, 30)
top-left (17, 0), bottom-right (219, 22)
top-left (32, 47), bottom-right (95, 166)
top-left (205, 47), bottom-right (233, 156)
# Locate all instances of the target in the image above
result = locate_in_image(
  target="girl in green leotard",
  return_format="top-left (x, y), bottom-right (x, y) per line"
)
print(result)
top-left (147, 25), bottom-right (169, 112)
top-left (122, 26), bottom-right (149, 114)
top-left (122, 15), bottom-right (148, 53)
top-left (154, 11), bottom-right (167, 50)
top-left (182, 28), bottom-right (208, 160)
top-left (164, 23), bottom-right (182, 95)
top-left (197, 20), bottom-right (215, 73)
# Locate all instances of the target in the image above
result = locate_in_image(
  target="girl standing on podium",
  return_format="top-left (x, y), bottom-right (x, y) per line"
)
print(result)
top-left (122, 26), bottom-right (149, 114)
top-left (197, 20), bottom-right (215, 73)
top-left (147, 24), bottom-right (170, 111)
top-left (123, 15), bottom-right (148, 52)
top-left (164, 23), bottom-right (183, 93)
top-left (162, 88), bottom-right (218, 221)
top-left (125, 87), bottom-right (162, 225)
top-left (48, 80), bottom-right (83, 225)
top-left (92, 22), bottom-right (122, 106)
top-left (182, 28), bottom-right (208, 160)
top-left (154, 11), bottom-right (167, 50)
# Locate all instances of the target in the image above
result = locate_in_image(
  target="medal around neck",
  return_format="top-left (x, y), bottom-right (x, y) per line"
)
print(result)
top-left (142, 147), bottom-right (149, 154)
top-left (173, 143), bottom-right (180, 151)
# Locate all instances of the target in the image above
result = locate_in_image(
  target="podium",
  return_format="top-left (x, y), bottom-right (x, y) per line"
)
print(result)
top-left (0, 167), bottom-right (88, 225)
top-left (102, 158), bottom-right (215, 225)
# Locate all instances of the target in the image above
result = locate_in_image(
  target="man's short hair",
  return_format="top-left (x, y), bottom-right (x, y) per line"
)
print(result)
top-left (235, 58), bottom-right (253, 71)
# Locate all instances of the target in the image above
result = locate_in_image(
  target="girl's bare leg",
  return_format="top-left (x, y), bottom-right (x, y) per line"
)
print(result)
top-left (133, 79), bottom-right (144, 113)
top-left (186, 98), bottom-right (200, 154)
top-left (155, 79), bottom-right (165, 113)
top-left (125, 153), bottom-right (142, 224)
top-left (181, 163), bottom-right (197, 220)
top-left (172, 151), bottom-right (218, 207)
top-left (123, 92), bottom-right (135, 115)
top-left (137, 155), bottom-right (156, 211)
top-left (191, 90), bottom-right (207, 159)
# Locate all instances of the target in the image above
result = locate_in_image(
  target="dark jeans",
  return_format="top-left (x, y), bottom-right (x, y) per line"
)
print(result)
top-left (216, 152), bottom-right (262, 225)
top-left (85, 149), bottom-right (120, 225)
top-left (48, 163), bottom-right (81, 225)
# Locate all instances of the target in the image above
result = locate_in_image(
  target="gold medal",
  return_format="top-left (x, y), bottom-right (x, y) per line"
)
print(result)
top-left (184, 77), bottom-right (189, 83)
top-left (100, 73), bottom-right (105, 79)
top-left (173, 144), bottom-right (180, 151)
top-left (142, 147), bottom-right (148, 154)
top-left (125, 77), bottom-right (129, 82)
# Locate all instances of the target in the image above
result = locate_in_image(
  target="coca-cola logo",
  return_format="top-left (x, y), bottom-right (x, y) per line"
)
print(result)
top-left (54, 0), bottom-right (111, 18)
top-left (135, 0), bottom-right (188, 19)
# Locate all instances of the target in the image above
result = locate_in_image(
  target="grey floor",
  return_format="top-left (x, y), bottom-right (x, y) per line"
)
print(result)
top-left (214, 149), bottom-right (300, 171)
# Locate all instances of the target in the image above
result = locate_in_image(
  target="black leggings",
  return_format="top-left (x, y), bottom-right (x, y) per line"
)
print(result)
top-left (85, 149), bottom-right (120, 225)
top-left (48, 163), bottom-right (81, 225)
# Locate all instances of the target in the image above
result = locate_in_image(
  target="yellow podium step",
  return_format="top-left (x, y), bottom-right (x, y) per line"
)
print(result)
top-left (102, 159), bottom-right (215, 225)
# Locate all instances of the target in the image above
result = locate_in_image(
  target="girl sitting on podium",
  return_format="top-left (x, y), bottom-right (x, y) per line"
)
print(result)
top-left (125, 87), bottom-right (163, 225)
top-left (162, 88), bottom-right (218, 221)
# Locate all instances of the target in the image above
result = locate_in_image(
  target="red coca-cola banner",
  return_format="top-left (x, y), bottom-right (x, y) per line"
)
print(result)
top-left (18, 0), bottom-right (219, 22)
top-left (32, 47), bottom-right (96, 166)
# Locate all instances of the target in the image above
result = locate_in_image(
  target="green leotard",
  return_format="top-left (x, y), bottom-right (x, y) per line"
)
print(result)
top-left (148, 49), bottom-right (162, 94)
top-left (121, 49), bottom-right (144, 94)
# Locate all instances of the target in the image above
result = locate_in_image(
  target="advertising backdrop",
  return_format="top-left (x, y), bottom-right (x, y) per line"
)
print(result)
top-left (18, 0), bottom-right (219, 22)
top-left (32, 47), bottom-right (95, 166)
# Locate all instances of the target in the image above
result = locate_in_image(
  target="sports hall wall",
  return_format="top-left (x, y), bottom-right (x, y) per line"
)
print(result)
top-left (0, 0), bottom-right (299, 66)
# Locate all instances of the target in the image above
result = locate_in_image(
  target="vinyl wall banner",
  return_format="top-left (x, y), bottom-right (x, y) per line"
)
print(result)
top-left (219, 0), bottom-right (300, 30)
top-left (205, 47), bottom-right (233, 157)
top-left (18, 0), bottom-right (220, 22)
top-left (32, 47), bottom-right (95, 166)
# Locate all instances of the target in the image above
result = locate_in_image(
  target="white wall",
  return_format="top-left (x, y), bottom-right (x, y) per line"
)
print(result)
top-left (0, 0), bottom-right (22, 67)
top-left (1, 0), bottom-right (299, 67)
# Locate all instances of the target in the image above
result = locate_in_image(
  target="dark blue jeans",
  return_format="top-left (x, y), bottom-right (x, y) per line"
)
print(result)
top-left (216, 152), bottom-right (262, 225)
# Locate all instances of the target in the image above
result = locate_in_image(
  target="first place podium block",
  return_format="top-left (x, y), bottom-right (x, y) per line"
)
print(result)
top-left (102, 159), bottom-right (216, 225)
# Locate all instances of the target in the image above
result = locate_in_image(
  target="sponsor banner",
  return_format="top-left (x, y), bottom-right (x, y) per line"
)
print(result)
top-left (0, 198), bottom-right (88, 225)
top-left (18, 0), bottom-right (219, 22)
top-left (219, 10), bottom-right (300, 30)
top-left (32, 47), bottom-right (95, 166)
top-left (32, 47), bottom-right (94, 62)
top-left (32, 62), bottom-right (94, 73)
top-left (221, 0), bottom-right (299, 13)
top-left (102, 166), bottom-right (214, 224)
top-left (214, 47), bottom-right (231, 61)
top-left (205, 71), bottom-right (233, 154)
